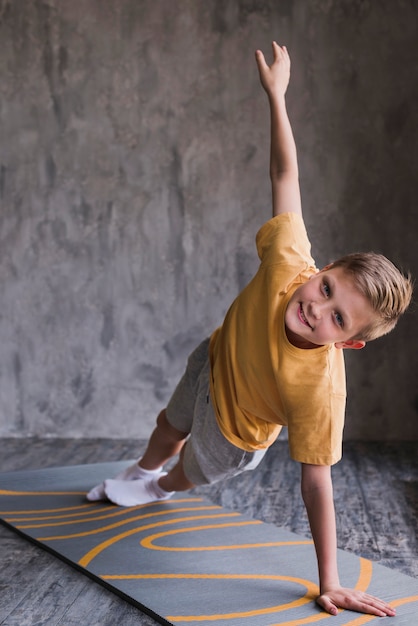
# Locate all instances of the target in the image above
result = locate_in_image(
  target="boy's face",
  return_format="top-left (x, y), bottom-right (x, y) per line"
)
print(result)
top-left (285, 267), bottom-right (375, 350)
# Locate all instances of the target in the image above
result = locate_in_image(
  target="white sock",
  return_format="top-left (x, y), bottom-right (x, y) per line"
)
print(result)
top-left (86, 461), bottom-right (163, 501)
top-left (103, 475), bottom-right (174, 507)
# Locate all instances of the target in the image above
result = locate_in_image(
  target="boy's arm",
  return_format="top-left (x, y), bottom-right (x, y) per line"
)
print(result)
top-left (301, 463), bottom-right (396, 617)
top-left (255, 43), bottom-right (302, 218)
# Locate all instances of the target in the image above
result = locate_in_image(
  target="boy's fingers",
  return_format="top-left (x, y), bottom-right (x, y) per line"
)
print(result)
top-left (272, 41), bottom-right (280, 59)
top-left (255, 49), bottom-right (268, 70)
top-left (273, 41), bottom-right (287, 53)
top-left (256, 43), bottom-right (290, 77)
top-left (317, 595), bottom-right (338, 616)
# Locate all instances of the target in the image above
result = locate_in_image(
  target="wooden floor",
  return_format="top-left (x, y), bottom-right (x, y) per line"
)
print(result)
top-left (0, 438), bottom-right (417, 625)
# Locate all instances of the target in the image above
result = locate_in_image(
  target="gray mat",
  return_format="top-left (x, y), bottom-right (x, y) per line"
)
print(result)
top-left (0, 461), bottom-right (417, 625)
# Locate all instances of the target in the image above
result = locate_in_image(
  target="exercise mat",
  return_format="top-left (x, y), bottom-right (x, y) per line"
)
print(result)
top-left (0, 461), bottom-right (417, 625)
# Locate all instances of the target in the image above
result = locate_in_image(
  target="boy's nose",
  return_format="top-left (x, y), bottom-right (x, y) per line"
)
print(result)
top-left (310, 302), bottom-right (322, 319)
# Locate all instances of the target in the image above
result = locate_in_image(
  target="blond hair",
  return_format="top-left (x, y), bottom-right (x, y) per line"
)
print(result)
top-left (329, 252), bottom-right (413, 341)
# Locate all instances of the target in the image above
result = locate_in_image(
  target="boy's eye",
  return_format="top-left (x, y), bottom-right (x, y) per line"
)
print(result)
top-left (335, 312), bottom-right (343, 327)
top-left (323, 282), bottom-right (330, 297)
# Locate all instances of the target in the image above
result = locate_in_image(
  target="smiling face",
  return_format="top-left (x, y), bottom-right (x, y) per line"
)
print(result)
top-left (285, 267), bottom-right (375, 350)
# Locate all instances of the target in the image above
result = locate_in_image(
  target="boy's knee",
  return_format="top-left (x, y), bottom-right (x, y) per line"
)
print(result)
top-left (157, 409), bottom-right (188, 441)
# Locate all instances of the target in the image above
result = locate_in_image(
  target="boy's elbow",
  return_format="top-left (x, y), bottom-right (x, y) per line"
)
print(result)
top-left (300, 464), bottom-right (332, 498)
top-left (270, 167), bottom-right (299, 184)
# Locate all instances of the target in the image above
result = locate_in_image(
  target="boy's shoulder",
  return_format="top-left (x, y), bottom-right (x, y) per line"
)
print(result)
top-left (256, 211), bottom-right (315, 271)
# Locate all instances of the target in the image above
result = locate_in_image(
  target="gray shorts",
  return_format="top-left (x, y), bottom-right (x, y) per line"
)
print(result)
top-left (166, 338), bottom-right (266, 486)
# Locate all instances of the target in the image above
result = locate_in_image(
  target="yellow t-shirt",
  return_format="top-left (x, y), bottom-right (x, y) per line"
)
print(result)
top-left (209, 212), bottom-right (346, 466)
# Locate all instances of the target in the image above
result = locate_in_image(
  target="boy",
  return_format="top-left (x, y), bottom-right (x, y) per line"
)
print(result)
top-left (87, 43), bottom-right (412, 617)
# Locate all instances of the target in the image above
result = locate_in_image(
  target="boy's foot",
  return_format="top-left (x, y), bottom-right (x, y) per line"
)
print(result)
top-left (86, 462), bottom-right (163, 501)
top-left (104, 474), bottom-right (174, 507)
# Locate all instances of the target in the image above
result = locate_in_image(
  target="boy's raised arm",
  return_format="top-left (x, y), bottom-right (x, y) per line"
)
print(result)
top-left (255, 43), bottom-right (302, 218)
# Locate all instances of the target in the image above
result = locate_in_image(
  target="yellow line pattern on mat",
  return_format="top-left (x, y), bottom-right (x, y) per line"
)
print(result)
top-left (77, 515), bottom-right (255, 567)
top-left (1, 486), bottom-right (417, 624)
top-left (0, 489), bottom-right (85, 496)
top-left (103, 573), bottom-right (318, 621)
top-left (15, 505), bottom-right (222, 530)
top-left (0, 503), bottom-right (99, 516)
top-left (141, 524), bottom-right (313, 551)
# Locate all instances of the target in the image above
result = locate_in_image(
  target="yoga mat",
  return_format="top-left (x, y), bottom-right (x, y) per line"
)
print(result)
top-left (0, 461), bottom-right (417, 626)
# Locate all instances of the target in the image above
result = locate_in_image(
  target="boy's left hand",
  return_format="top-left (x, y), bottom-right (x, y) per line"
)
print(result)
top-left (317, 586), bottom-right (396, 617)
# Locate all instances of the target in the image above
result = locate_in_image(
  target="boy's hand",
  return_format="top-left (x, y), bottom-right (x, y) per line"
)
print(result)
top-left (317, 586), bottom-right (396, 617)
top-left (255, 41), bottom-right (290, 99)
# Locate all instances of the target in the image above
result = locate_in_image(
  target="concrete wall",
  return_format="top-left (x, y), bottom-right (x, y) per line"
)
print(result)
top-left (0, 0), bottom-right (417, 440)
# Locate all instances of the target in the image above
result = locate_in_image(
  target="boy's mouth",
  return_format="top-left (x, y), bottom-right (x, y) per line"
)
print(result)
top-left (298, 304), bottom-right (313, 329)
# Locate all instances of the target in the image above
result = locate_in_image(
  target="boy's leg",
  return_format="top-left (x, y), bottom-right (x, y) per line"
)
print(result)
top-left (104, 443), bottom-right (195, 506)
top-left (88, 338), bottom-right (209, 504)
top-left (158, 445), bottom-right (195, 492)
top-left (139, 409), bottom-right (189, 470)
top-left (87, 409), bottom-right (188, 501)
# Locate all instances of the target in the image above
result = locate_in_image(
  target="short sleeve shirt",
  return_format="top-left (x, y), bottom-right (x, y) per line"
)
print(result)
top-left (209, 213), bottom-right (346, 466)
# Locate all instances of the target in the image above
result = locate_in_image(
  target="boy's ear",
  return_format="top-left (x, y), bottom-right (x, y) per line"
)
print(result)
top-left (335, 339), bottom-right (366, 350)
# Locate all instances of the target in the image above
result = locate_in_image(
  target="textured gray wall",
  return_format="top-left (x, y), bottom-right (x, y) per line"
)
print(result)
top-left (0, 1), bottom-right (417, 440)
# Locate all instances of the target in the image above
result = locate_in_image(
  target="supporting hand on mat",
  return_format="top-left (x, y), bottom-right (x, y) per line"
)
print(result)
top-left (301, 464), bottom-right (396, 618)
top-left (316, 587), bottom-right (396, 617)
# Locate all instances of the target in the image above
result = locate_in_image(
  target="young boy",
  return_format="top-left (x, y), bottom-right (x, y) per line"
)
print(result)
top-left (87, 43), bottom-right (412, 617)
